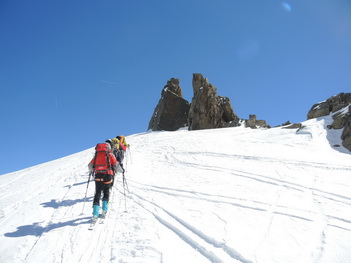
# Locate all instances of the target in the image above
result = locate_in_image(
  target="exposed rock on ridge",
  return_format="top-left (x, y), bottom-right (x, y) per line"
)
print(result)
top-left (148, 78), bottom-right (351, 153)
top-left (333, 105), bottom-right (351, 150)
top-left (148, 74), bottom-right (270, 132)
top-left (307, 93), bottom-right (351, 151)
top-left (307, 93), bottom-right (351, 119)
top-left (188, 74), bottom-right (240, 130)
top-left (148, 78), bottom-right (190, 131)
top-left (245, 114), bottom-right (270, 129)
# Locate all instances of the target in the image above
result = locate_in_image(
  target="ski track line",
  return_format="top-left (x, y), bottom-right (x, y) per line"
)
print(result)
top-left (0, 166), bottom-right (41, 189)
top-left (58, 174), bottom-right (100, 261)
top-left (108, 189), bottom-right (125, 263)
top-left (310, 198), bottom-right (328, 263)
top-left (130, 191), bottom-right (253, 263)
top-left (0, 168), bottom-right (87, 223)
top-left (109, 181), bottom-right (142, 262)
top-left (28, 192), bottom-right (76, 257)
top-left (76, 220), bottom-right (102, 262)
top-left (131, 194), bottom-right (226, 263)
top-left (130, 174), bottom-right (351, 231)
top-left (253, 171), bottom-right (283, 263)
top-left (62, 221), bottom-right (87, 262)
top-left (78, 219), bottom-right (108, 263)
top-left (129, 180), bottom-right (316, 224)
top-left (172, 150), bottom-right (351, 172)
top-left (0, 170), bottom-right (64, 215)
top-left (169, 150), bottom-right (351, 201)
top-left (98, 184), bottom-right (124, 263)
top-left (310, 173), bottom-right (328, 263)
top-left (128, 180), bottom-right (309, 214)
top-left (76, 182), bottom-right (123, 263)
top-left (0, 171), bottom-right (78, 229)
top-left (129, 171), bottom-right (351, 232)
top-left (180, 161), bottom-right (351, 208)
top-left (131, 182), bottom-right (269, 213)
top-left (23, 172), bottom-right (90, 262)
top-left (129, 180), bottom-right (270, 208)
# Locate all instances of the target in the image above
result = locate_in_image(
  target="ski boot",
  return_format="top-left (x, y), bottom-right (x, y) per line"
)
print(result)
top-left (92, 205), bottom-right (100, 221)
top-left (102, 200), bottom-right (108, 218)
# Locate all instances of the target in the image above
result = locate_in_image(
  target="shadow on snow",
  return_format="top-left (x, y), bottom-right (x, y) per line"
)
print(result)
top-left (4, 217), bottom-right (91, 237)
top-left (40, 197), bottom-right (93, 209)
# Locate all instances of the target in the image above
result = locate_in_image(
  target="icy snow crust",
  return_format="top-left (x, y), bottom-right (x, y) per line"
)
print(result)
top-left (1, 116), bottom-right (351, 263)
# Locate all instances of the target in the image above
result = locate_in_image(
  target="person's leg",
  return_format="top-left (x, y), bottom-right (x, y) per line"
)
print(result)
top-left (102, 174), bottom-right (113, 213)
top-left (93, 174), bottom-right (104, 205)
top-left (92, 174), bottom-right (104, 218)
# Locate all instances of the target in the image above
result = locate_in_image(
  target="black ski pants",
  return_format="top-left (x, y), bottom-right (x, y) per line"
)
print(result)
top-left (114, 149), bottom-right (124, 165)
top-left (93, 173), bottom-right (113, 206)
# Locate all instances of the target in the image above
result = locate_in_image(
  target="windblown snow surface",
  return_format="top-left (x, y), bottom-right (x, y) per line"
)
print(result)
top-left (1, 113), bottom-right (351, 263)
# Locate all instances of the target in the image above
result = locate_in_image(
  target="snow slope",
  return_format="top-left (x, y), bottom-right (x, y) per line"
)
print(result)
top-left (1, 114), bottom-right (351, 263)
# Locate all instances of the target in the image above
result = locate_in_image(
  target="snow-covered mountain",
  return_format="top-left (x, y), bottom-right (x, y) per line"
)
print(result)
top-left (1, 113), bottom-right (351, 263)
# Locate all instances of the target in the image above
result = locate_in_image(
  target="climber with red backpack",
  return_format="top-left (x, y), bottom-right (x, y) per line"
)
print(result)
top-left (88, 142), bottom-right (123, 220)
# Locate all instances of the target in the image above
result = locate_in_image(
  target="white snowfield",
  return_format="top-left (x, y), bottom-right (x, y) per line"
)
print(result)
top-left (1, 113), bottom-right (351, 263)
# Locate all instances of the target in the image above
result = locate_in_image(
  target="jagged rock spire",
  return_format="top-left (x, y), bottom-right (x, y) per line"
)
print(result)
top-left (148, 78), bottom-right (190, 131)
top-left (188, 73), bottom-right (239, 130)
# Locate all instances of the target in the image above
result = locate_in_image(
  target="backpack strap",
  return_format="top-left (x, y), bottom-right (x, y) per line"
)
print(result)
top-left (92, 150), bottom-right (97, 174)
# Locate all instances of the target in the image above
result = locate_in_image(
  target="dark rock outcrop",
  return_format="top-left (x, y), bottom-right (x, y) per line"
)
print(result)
top-left (188, 73), bottom-right (240, 130)
top-left (148, 78), bottom-right (190, 131)
top-left (307, 93), bottom-right (351, 151)
top-left (282, 122), bottom-right (302, 129)
top-left (307, 93), bottom-right (351, 119)
top-left (245, 114), bottom-right (270, 129)
top-left (148, 73), bottom-right (270, 132)
top-left (339, 106), bottom-right (351, 150)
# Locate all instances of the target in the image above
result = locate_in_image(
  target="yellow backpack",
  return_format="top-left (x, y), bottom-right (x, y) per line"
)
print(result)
top-left (117, 136), bottom-right (127, 147)
top-left (111, 138), bottom-right (120, 149)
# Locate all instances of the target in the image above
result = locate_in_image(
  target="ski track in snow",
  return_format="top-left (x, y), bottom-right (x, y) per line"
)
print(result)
top-left (129, 189), bottom-right (251, 263)
top-left (1, 117), bottom-right (351, 263)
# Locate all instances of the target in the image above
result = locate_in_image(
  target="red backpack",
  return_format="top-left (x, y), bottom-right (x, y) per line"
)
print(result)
top-left (93, 143), bottom-right (112, 173)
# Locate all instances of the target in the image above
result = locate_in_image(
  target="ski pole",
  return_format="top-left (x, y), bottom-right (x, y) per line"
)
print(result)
top-left (124, 146), bottom-right (131, 174)
top-left (122, 168), bottom-right (129, 212)
top-left (122, 168), bottom-right (129, 192)
top-left (81, 171), bottom-right (93, 215)
top-left (128, 146), bottom-right (133, 164)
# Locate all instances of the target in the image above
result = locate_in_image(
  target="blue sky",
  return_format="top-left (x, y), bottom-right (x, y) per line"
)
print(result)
top-left (1, 0), bottom-right (350, 175)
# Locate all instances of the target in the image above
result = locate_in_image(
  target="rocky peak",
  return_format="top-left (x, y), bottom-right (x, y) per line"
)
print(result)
top-left (188, 73), bottom-right (240, 130)
top-left (148, 78), bottom-right (190, 131)
top-left (148, 73), bottom-right (270, 132)
top-left (162, 78), bottom-right (182, 97)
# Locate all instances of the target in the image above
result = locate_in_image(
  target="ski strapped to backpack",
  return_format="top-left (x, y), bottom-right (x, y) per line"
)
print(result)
top-left (92, 143), bottom-right (114, 174)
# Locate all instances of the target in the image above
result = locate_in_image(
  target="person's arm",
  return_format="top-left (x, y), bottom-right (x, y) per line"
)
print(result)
top-left (110, 153), bottom-right (124, 173)
top-left (119, 142), bottom-right (127, 151)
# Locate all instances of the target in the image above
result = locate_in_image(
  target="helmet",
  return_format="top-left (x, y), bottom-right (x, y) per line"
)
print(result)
top-left (105, 139), bottom-right (112, 144)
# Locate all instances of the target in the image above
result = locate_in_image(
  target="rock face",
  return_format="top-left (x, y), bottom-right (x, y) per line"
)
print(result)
top-left (337, 106), bottom-right (351, 150)
top-left (307, 93), bottom-right (351, 119)
top-left (148, 78), bottom-right (190, 131)
top-left (188, 73), bottom-right (240, 130)
top-left (245, 114), bottom-right (270, 129)
top-left (307, 93), bottom-right (351, 151)
top-left (148, 74), bottom-right (270, 132)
